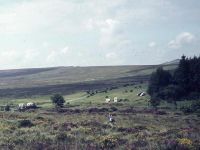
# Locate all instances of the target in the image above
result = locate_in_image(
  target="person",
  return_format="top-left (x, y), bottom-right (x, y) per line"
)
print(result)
top-left (108, 113), bottom-right (114, 123)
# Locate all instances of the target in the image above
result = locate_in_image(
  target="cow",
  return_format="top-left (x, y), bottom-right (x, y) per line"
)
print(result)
top-left (140, 92), bottom-right (146, 96)
top-left (26, 102), bottom-right (36, 109)
top-left (137, 92), bottom-right (146, 97)
top-left (18, 103), bottom-right (26, 111)
top-left (105, 98), bottom-right (111, 103)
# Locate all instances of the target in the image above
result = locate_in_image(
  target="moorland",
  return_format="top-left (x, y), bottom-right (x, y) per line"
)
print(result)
top-left (0, 60), bottom-right (199, 150)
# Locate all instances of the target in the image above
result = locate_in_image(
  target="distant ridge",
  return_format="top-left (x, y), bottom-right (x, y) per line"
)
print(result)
top-left (162, 59), bottom-right (180, 65)
top-left (0, 61), bottom-right (179, 97)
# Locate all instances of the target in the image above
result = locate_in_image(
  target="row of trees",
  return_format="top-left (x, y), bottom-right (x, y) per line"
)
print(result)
top-left (148, 55), bottom-right (200, 107)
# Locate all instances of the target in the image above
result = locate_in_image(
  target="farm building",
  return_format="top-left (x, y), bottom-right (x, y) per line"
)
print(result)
top-left (114, 97), bottom-right (118, 102)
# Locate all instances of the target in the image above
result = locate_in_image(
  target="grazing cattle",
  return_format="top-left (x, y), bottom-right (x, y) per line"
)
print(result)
top-left (105, 98), bottom-right (111, 103)
top-left (114, 97), bottom-right (118, 103)
top-left (18, 103), bottom-right (26, 110)
top-left (140, 92), bottom-right (146, 96)
top-left (26, 102), bottom-right (36, 109)
top-left (137, 92), bottom-right (146, 97)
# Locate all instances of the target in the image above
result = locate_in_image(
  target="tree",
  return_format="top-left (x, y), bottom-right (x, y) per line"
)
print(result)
top-left (147, 67), bottom-right (173, 108)
top-left (188, 56), bottom-right (200, 94)
top-left (173, 55), bottom-right (200, 99)
top-left (173, 55), bottom-right (190, 96)
top-left (147, 67), bottom-right (172, 97)
top-left (5, 105), bottom-right (10, 111)
top-left (148, 55), bottom-right (200, 103)
top-left (51, 94), bottom-right (65, 108)
top-left (150, 94), bottom-right (160, 109)
top-left (148, 55), bottom-right (200, 107)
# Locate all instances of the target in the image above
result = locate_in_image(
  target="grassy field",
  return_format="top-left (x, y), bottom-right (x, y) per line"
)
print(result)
top-left (0, 83), bottom-right (199, 150)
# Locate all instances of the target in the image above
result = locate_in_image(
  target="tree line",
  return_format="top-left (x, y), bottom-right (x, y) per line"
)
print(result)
top-left (148, 55), bottom-right (200, 108)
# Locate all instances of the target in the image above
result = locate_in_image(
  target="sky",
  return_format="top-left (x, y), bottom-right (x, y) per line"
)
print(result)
top-left (0, 0), bottom-right (199, 69)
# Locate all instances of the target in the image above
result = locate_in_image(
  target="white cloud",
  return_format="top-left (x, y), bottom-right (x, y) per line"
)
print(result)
top-left (168, 32), bottom-right (196, 49)
top-left (0, 0), bottom-right (84, 35)
top-left (46, 51), bottom-right (56, 62)
top-left (42, 42), bottom-right (49, 48)
top-left (46, 46), bottom-right (71, 64)
top-left (0, 0), bottom-right (199, 68)
top-left (60, 46), bottom-right (69, 54)
top-left (99, 19), bottom-right (120, 48)
top-left (0, 48), bottom-right (41, 69)
top-left (148, 42), bottom-right (156, 48)
top-left (105, 52), bottom-right (118, 59)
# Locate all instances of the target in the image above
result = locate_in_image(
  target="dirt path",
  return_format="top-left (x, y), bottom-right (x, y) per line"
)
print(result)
top-left (65, 95), bottom-right (88, 102)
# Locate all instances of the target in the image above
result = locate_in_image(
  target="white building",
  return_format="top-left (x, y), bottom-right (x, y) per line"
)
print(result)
top-left (114, 97), bottom-right (118, 102)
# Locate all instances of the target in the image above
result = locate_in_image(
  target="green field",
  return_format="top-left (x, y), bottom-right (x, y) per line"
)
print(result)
top-left (0, 83), bottom-right (199, 149)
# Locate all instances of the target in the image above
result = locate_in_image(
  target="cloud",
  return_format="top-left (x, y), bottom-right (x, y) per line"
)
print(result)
top-left (0, 48), bottom-right (41, 69)
top-left (60, 46), bottom-right (69, 54)
top-left (168, 32), bottom-right (196, 49)
top-left (0, 0), bottom-right (200, 68)
top-left (148, 42), bottom-right (156, 48)
top-left (46, 46), bottom-right (70, 63)
top-left (105, 52), bottom-right (118, 59)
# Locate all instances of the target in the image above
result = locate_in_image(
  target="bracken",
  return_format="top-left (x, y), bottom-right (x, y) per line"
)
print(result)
top-left (177, 138), bottom-right (192, 146)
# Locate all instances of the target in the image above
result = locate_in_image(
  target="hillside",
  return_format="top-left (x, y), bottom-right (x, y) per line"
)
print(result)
top-left (0, 62), bottom-right (178, 98)
top-left (0, 64), bottom-right (178, 89)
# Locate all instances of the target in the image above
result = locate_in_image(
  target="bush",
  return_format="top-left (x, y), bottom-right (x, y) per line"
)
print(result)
top-left (191, 101), bottom-right (200, 111)
top-left (180, 106), bottom-right (192, 113)
top-left (148, 67), bottom-right (172, 97)
top-left (188, 92), bottom-right (200, 100)
top-left (18, 120), bottom-right (33, 128)
top-left (158, 85), bottom-right (183, 101)
top-left (55, 132), bottom-right (75, 143)
top-left (150, 94), bottom-right (160, 109)
top-left (5, 105), bottom-right (10, 111)
top-left (110, 107), bottom-right (118, 112)
top-left (100, 135), bottom-right (118, 149)
top-left (55, 132), bottom-right (68, 141)
top-left (180, 101), bottom-right (200, 114)
top-left (51, 94), bottom-right (65, 108)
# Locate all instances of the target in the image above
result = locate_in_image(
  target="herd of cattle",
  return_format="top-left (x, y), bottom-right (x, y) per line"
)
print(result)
top-left (105, 92), bottom-right (146, 103)
top-left (105, 97), bottom-right (118, 103)
top-left (18, 102), bottom-right (37, 110)
top-left (1, 91), bottom-right (146, 111)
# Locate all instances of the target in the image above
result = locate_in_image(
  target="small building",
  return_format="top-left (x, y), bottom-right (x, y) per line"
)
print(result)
top-left (114, 97), bottom-right (118, 103)
top-left (105, 98), bottom-right (111, 103)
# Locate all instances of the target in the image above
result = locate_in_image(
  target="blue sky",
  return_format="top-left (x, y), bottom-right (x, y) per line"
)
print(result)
top-left (0, 0), bottom-right (199, 69)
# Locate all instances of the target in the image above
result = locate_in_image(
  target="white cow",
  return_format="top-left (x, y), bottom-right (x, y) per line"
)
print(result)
top-left (114, 97), bottom-right (118, 103)
top-left (18, 103), bottom-right (26, 110)
top-left (137, 92), bottom-right (146, 97)
top-left (140, 92), bottom-right (146, 96)
top-left (105, 98), bottom-right (111, 103)
top-left (26, 102), bottom-right (36, 108)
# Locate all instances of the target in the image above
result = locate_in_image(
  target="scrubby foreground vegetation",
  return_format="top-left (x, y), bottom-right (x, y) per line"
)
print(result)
top-left (0, 83), bottom-right (199, 150)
